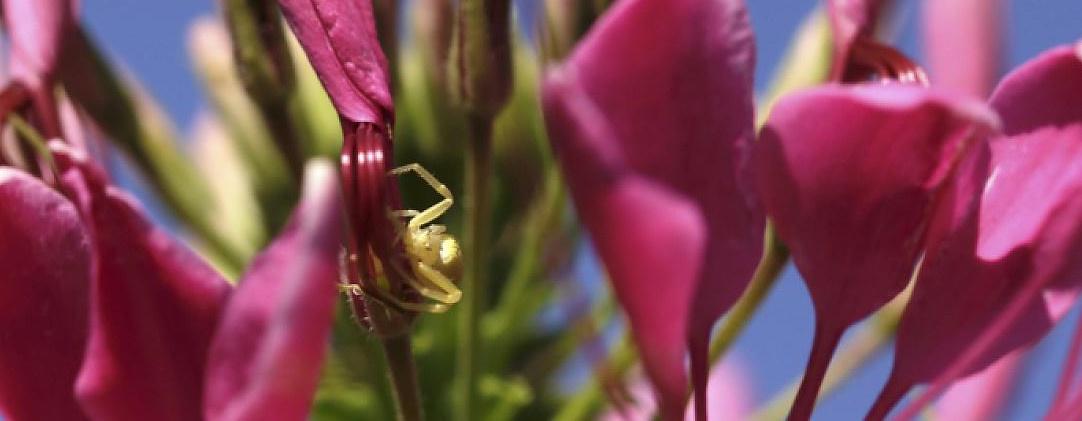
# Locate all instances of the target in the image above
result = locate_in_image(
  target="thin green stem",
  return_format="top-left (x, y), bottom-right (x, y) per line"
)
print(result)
top-left (7, 115), bottom-right (52, 163)
top-left (488, 168), bottom-right (565, 349)
top-left (456, 113), bottom-right (494, 421)
top-left (381, 334), bottom-right (424, 421)
top-left (553, 334), bottom-right (637, 421)
top-left (709, 225), bottom-right (789, 363)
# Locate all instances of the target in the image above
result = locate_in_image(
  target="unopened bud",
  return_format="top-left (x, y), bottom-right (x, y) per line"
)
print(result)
top-left (448, 0), bottom-right (512, 120)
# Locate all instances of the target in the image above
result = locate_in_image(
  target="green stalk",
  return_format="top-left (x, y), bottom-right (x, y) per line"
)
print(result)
top-left (487, 168), bottom-right (566, 350)
top-left (7, 115), bottom-right (52, 165)
top-left (456, 113), bottom-right (495, 421)
top-left (381, 334), bottom-right (424, 421)
top-left (553, 334), bottom-right (637, 421)
top-left (709, 225), bottom-right (789, 362)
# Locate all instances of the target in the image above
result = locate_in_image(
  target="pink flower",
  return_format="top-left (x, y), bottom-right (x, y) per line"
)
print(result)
top-left (0, 144), bottom-right (343, 420)
top-left (541, 0), bottom-right (763, 418)
top-left (754, 84), bottom-right (999, 420)
top-left (277, 0), bottom-right (424, 328)
top-left (872, 44), bottom-right (1082, 419)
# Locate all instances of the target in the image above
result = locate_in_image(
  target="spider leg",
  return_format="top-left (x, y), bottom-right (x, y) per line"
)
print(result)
top-left (391, 163), bottom-right (453, 230)
top-left (339, 281), bottom-right (451, 313)
top-left (409, 261), bottom-right (462, 304)
top-left (393, 209), bottom-right (420, 218)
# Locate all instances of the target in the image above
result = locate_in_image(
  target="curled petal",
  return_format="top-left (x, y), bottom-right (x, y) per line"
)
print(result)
top-left (546, 0), bottom-right (763, 415)
top-left (50, 144), bottom-right (232, 421)
top-left (543, 71), bottom-right (706, 419)
top-left (755, 85), bottom-right (999, 419)
top-left (0, 169), bottom-right (90, 421)
top-left (203, 160), bottom-right (343, 420)
top-left (277, 0), bottom-right (393, 124)
top-left (990, 44), bottom-right (1082, 136)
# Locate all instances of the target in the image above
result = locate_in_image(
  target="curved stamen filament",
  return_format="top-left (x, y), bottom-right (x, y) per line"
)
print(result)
top-left (845, 38), bottom-right (929, 86)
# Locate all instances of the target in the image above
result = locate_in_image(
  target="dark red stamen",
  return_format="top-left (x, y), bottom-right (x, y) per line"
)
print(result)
top-left (338, 122), bottom-right (417, 331)
top-left (843, 38), bottom-right (929, 87)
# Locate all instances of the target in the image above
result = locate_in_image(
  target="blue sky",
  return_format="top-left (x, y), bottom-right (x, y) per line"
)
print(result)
top-left (81, 0), bottom-right (1082, 419)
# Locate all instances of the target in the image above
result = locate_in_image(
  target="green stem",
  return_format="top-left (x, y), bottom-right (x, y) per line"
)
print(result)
top-left (488, 168), bottom-right (565, 348)
top-left (709, 224), bottom-right (789, 363)
top-left (7, 115), bottom-right (51, 162)
top-left (381, 334), bottom-right (424, 421)
top-left (456, 113), bottom-right (494, 421)
top-left (553, 334), bottom-right (637, 421)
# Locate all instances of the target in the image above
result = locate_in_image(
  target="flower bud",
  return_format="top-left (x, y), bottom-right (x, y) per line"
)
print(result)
top-left (448, 0), bottom-right (512, 120)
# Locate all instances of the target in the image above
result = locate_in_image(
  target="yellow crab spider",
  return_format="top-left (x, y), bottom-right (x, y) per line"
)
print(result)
top-left (388, 163), bottom-right (463, 310)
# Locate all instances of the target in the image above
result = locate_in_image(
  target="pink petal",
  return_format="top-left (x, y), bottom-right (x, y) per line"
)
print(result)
top-left (49, 144), bottom-right (232, 421)
top-left (990, 44), bottom-right (1082, 136)
top-left (934, 351), bottom-right (1022, 421)
top-left (544, 0), bottom-right (763, 416)
top-left (277, 0), bottom-right (393, 125)
top-left (874, 124), bottom-right (1082, 418)
top-left (875, 50), bottom-right (1082, 415)
top-left (2, 0), bottom-right (73, 136)
top-left (828, 0), bottom-right (884, 79)
top-left (598, 354), bottom-right (755, 421)
top-left (2, 0), bottom-right (72, 87)
top-left (922, 0), bottom-right (1003, 99)
top-left (543, 70), bottom-right (706, 418)
top-left (0, 168), bottom-right (90, 421)
top-left (203, 161), bottom-right (343, 420)
top-left (754, 85), bottom-right (999, 419)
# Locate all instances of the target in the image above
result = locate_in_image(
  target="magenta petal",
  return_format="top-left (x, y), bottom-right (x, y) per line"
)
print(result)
top-left (757, 85), bottom-right (998, 327)
top-left (874, 125), bottom-right (1082, 417)
top-left (922, 0), bottom-right (1003, 99)
top-left (935, 352), bottom-right (1022, 421)
top-left (547, 0), bottom-right (763, 415)
top-left (277, 0), bottom-right (393, 124)
top-left (754, 85), bottom-right (998, 419)
top-left (990, 44), bottom-right (1082, 136)
top-left (0, 169), bottom-right (90, 421)
top-left (203, 161), bottom-right (343, 420)
top-left (2, 0), bottom-right (72, 86)
top-left (872, 47), bottom-right (1082, 417)
top-left (543, 71), bottom-right (706, 419)
top-left (48, 144), bottom-right (232, 421)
